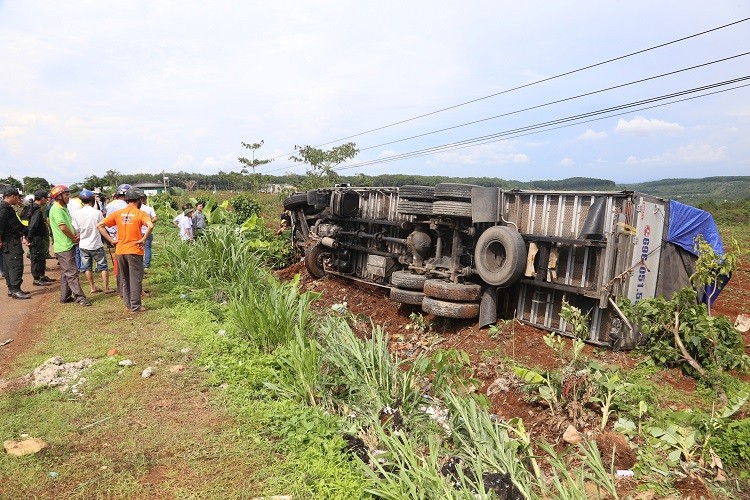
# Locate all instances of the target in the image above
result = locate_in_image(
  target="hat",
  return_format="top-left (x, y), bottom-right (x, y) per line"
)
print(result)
top-left (183, 208), bottom-right (194, 216)
top-left (124, 188), bottom-right (144, 201)
top-left (79, 189), bottom-right (95, 201)
top-left (50, 185), bottom-right (70, 199)
top-left (33, 189), bottom-right (49, 199)
top-left (3, 187), bottom-right (21, 197)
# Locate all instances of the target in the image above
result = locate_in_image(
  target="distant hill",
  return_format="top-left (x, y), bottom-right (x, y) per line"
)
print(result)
top-left (619, 176), bottom-right (750, 204)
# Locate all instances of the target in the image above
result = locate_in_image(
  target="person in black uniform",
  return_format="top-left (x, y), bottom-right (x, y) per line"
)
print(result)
top-left (0, 187), bottom-right (31, 299)
top-left (27, 190), bottom-right (55, 286)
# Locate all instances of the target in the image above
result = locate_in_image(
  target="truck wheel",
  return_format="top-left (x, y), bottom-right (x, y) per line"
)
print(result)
top-left (397, 200), bottom-right (433, 216)
top-left (474, 226), bottom-right (526, 286)
top-left (390, 287), bottom-right (425, 305)
top-left (434, 183), bottom-right (480, 201)
top-left (432, 200), bottom-right (472, 218)
top-left (390, 271), bottom-right (428, 291)
top-left (399, 185), bottom-right (435, 201)
top-left (283, 192), bottom-right (311, 211)
top-left (423, 280), bottom-right (482, 302)
top-left (422, 296), bottom-right (480, 319)
top-left (305, 243), bottom-right (329, 279)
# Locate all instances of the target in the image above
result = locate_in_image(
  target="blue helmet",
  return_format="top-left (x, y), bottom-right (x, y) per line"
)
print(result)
top-left (79, 189), bottom-right (95, 201)
top-left (116, 183), bottom-right (132, 196)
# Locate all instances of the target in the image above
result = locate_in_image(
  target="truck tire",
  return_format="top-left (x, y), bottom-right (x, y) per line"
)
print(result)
top-left (434, 183), bottom-right (480, 201)
top-left (423, 279), bottom-right (482, 302)
top-left (399, 185), bottom-right (435, 201)
top-left (474, 226), bottom-right (526, 286)
top-left (397, 200), bottom-right (433, 216)
top-left (390, 287), bottom-right (425, 305)
top-left (422, 296), bottom-right (480, 319)
top-left (283, 192), bottom-right (311, 211)
top-left (432, 200), bottom-right (472, 218)
top-left (305, 243), bottom-right (329, 279)
top-left (390, 271), bottom-right (428, 291)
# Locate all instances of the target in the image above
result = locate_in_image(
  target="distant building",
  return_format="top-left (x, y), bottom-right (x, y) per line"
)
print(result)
top-left (131, 182), bottom-right (166, 196)
top-left (260, 183), bottom-right (296, 194)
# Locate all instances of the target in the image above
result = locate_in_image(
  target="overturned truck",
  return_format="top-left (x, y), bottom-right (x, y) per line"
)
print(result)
top-left (285, 184), bottom-right (725, 349)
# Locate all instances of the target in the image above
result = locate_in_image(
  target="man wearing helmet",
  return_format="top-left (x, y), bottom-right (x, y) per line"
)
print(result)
top-left (73, 189), bottom-right (112, 294)
top-left (0, 187), bottom-right (31, 299)
top-left (48, 185), bottom-right (91, 306)
top-left (98, 188), bottom-right (154, 312)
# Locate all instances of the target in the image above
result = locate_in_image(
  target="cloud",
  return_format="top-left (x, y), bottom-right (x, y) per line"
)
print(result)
top-left (625, 143), bottom-right (727, 165)
top-left (577, 129), bottom-right (608, 140)
top-left (615, 116), bottom-right (684, 135)
top-left (559, 157), bottom-right (575, 166)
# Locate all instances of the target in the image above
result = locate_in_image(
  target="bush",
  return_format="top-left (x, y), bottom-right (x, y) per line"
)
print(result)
top-left (230, 193), bottom-right (261, 224)
top-left (150, 193), bottom-right (177, 210)
top-left (709, 418), bottom-right (750, 467)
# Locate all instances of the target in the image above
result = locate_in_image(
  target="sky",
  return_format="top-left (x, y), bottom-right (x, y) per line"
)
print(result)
top-left (1, 1), bottom-right (749, 186)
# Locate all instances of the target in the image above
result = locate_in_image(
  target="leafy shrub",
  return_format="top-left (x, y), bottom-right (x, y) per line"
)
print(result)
top-left (229, 193), bottom-right (261, 224)
top-left (150, 192), bottom-right (177, 210)
top-left (620, 288), bottom-right (750, 377)
top-left (709, 418), bottom-right (750, 467)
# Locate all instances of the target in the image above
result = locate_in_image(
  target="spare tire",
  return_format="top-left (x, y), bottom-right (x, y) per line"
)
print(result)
top-left (434, 183), bottom-right (480, 201)
top-left (305, 243), bottom-right (330, 279)
top-left (399, 185), bottom-right (435, 201)
top-left (390, 288), bottom-right (425, 305)
top-left (397, 200), bottom-right (433, 216)
top-left (283, 192), bottom-right (311, 211)
top-left (474, 226), bottom-right (526, 286)
top-left (422, 296), bottom-right (479, 319)
top-left (432, 200), bottom-right (472, 218)
top-left (423, 280), bottom-right (482, 302)
top-left (390, 271), bottom-right (428, 291)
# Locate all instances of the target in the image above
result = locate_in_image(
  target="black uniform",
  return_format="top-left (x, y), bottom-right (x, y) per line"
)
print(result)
top-left (27, 203), bottom-right (49, 280)
top-left (0, 200), bottom-right (28, 292)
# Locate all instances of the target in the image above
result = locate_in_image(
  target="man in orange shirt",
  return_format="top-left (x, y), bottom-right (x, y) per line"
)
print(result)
top-left (98, 188), bottom-right (154, 312)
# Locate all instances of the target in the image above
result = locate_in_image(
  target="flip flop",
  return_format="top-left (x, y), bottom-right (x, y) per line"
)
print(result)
top-left (103, 289), bottom-right (115, 294)
top-left (91, 287), bottom-right (103, 293)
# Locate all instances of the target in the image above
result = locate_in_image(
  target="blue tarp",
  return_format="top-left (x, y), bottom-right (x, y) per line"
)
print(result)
top-left (667, 200), bottom-right (726, 304)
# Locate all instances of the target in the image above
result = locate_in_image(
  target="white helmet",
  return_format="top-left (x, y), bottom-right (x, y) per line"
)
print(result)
top-left (23, 194), bottom-right (34, 206)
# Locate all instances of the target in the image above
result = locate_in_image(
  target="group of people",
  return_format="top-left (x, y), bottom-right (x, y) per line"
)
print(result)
top-left (0, 184), bottom-right (155, 313)
top-left (172, 202), bottom-right (206, 241)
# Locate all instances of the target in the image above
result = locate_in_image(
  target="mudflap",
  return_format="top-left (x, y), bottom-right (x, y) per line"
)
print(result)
top-left (479, 286), bottom-right (498, 328)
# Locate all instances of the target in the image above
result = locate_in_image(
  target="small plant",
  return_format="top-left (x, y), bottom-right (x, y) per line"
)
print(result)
top-left (413, 348), bottom-right (478, 397)
top-left (406, 312), bottom-right (432, 333)
top-left (559, 300), bottom-right (591, 339)
top-left (591, 370), bottom-right (632, 430)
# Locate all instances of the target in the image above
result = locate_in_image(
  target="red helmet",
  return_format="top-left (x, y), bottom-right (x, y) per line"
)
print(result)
top-left (50, 185), bottom-right (70, 199)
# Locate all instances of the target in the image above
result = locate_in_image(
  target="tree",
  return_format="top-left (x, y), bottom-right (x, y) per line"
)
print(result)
top-left (238, 140), bottom-right (273, 192)
top-left (104, 169), bottom-right (121, 188)
top-left (289, 142), bottom-right (358, 189)
top-left (22, 176), bottom-right (52, 194)
top-left (83, 175), bottom-right (108, 190)
top-left (0, 176), bottom-right (23, 190)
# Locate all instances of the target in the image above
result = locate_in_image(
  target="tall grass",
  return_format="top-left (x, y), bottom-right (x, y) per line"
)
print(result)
top-left (230, 276), bottom-right (320, 353)
top-left (162, 225), bottom-right (268, 291)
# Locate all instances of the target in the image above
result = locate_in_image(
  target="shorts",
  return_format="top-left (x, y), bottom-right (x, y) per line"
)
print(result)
top-left (80, 247), bottom-right (109, 272)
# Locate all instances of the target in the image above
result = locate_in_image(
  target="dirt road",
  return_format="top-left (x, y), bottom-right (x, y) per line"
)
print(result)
top-left (0, 255), bottom-right (59, 376)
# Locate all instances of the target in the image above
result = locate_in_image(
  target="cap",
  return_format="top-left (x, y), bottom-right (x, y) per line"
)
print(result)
top-left (124, 188), bottom-right (144, 201)
top-left (50, 185), bottom-right (70, 199)
top-left (3, 187), bottom-right (21, 197)
top-left (79, 189), bottom-right (95, 201)
top-left (33, 189), bottom-right (49, 199)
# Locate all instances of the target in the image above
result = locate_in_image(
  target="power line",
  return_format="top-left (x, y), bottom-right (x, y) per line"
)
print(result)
top-left (261, 17), bottom-right (749, 162)
top-left (325, 76), bottom-right (750, 172)
top-left (356, 52), bottom-right (749, 154)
